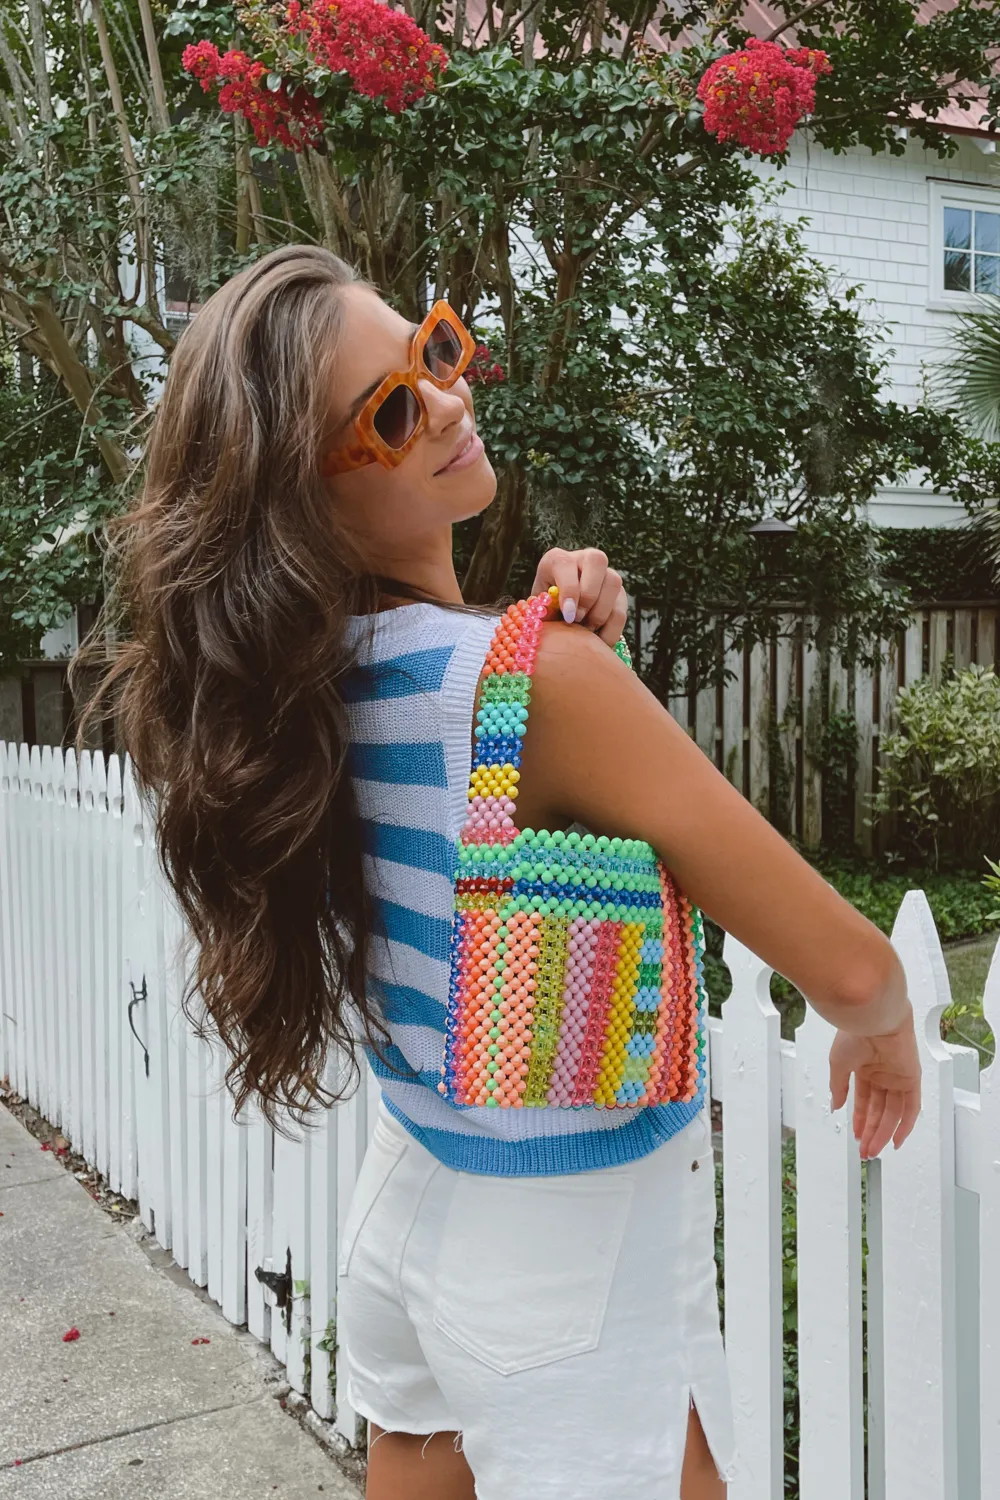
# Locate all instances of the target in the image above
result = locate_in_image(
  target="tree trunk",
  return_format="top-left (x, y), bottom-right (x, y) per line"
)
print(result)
top-left (462, 464), bottom-right (528, 602)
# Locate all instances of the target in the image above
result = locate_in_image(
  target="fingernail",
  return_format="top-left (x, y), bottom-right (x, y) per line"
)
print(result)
top-left (561, 599), bottom-right (577, 624)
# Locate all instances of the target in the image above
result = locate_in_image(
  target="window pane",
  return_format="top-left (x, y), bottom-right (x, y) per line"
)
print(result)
top-left (975, 212), bottom-right (1000, 255)
top-left (945, 206), bottom-right (972, 250)
top-left (975, 254), bottom-right (1000, 295)
top-left (944, 250), bottom-right (971, 291)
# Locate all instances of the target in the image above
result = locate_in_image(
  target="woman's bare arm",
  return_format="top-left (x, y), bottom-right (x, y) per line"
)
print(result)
top-left (515, 623), bottom-right (909, 1040)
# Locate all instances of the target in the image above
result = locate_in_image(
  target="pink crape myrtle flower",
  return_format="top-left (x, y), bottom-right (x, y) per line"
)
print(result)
top-left (696, 38), bottom-right (831, 156)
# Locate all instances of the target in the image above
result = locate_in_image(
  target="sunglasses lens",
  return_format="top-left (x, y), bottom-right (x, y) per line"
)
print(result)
top-left (422, 319), bottom-right (464, 379)
top-left (373, 384), bottom-right (420, 450)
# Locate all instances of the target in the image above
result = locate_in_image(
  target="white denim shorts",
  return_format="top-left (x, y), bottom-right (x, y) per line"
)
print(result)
top-left (337, 1101), bottom-right (737, 1498)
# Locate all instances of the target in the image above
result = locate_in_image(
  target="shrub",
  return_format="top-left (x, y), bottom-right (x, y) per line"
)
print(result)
top-left (872, 665), bottom-right (1000, 869)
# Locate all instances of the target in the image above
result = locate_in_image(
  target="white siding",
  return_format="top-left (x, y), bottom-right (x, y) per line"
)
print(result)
top-left (759, 135), bottom-right (1000, 530)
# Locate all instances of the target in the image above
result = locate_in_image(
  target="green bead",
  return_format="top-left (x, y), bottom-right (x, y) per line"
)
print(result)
top-left (486, 1096), bottom-right (499, 1107)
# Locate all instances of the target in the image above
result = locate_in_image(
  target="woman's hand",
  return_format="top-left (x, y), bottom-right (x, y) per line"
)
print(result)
top-left (531, 547), bottom-right (627, 646)
top-left (829, 1017), bottom-right (922, 1158)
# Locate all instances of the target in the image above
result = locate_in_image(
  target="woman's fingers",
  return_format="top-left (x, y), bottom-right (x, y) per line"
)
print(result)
top-left (576, 550), bottom-right (614, 623)
top-left (829, 1051), bottom-right (851, 1113)
top-left (530, 548), bottom-right (627, 642)
top-left (893, 1088), bottom-right (921, 1150)
top-left (852, 1076), bottom-right (871, 1144)
top-left (861, 1089), bottom-right (904, 1160)
top-left (531, 548), bottom-right (586, 622)
top-left (594, 579), bottom-right (628, 646)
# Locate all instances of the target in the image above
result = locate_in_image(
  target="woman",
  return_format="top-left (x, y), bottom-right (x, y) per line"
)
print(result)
top-left (78, 244), bottom-right (921, 1500)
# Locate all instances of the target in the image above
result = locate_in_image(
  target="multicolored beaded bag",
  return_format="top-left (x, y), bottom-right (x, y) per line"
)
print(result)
top-left (438, 586), bottom-right (708, 1112)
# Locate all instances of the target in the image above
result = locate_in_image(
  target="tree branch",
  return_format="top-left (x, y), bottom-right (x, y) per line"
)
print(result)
top-left (0, 23), bottom-right (35, 142)
top-left (763, 0), bottom-right (833, 45)
top-left (23, 287), bottom-right (132, 482)
top-left (24, 0), bottom-right (53, 127)
top-left (136, 0), bottom-right (171, 135)
top-left (89, 0), bottom-right (148, 297)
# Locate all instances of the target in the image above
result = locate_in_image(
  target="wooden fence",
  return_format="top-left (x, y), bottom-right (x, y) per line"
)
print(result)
top-left (645, 601), bottom-right (1000, 855)
top-left (2, 738), bottom-right (999, 1498)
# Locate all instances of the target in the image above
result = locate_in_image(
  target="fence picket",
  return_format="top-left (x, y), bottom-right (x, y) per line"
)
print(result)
top-left (929, 609), bottom-right (950, 680)
top-left (775, 620), bottom-right (797, 835)
top-left (221, 1090), bottom-right (248, 1327)
top-left (205, 1035), bottom-right (226, 1304)
top-left (748, 640), bottom-right (770, 818)
top-left (184, 1023), bottom-right (209, 1287)
top-left (976, 607), bottom-right (998, 669)
top-left (854, 660), bottom-right (875, 857)
top-left (880, 892), bottom-right (958, 1500)
top-left (794, 1005), bottom-right (864, 1499)
top-left (92, 752), bottom-right (111, 1180)
top-left (720, 933), bottom-right (783, 1499)
top-left (903, 614), bottom-right (923, 687)
top-left (78, 752), bottom-right (98, 1163)
top-left (163, 891), bottom-right (189, 1267)
top-left (335, 1075), bottom-right (370, 1445)
top-left (246, 1100), bottom-right (273, 1343)
top-left (38, 747), bottom-right (57, 1125)
top-left (117, 757), bottom-right (140, 1202)
top-left (722, 642), bottom-right (744, 794)
top-left (979, 941), bottom-right (1000, 1494)
top-left (0, 746), bottom-right (15, 1087)
top-left (309, 1069), bottom-right (339, 1420)
top-left (270, 1118), bottom-right (311, 1389)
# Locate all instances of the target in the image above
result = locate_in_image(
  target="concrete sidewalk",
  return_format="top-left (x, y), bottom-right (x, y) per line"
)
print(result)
top-left (0, 1104), bottom-right (361, 1499)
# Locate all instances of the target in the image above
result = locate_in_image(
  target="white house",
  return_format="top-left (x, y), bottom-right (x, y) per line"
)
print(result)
top-left (758, 128), bottom-right (1000, 530)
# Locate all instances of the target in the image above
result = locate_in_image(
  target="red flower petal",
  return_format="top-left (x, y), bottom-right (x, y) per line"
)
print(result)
top-left (40, 1142), bottom-right (52, 1151)
top-left (191, 1336), bottom-right (211, 1345)
top-left (62, 1327), bottom-right (80, 1342)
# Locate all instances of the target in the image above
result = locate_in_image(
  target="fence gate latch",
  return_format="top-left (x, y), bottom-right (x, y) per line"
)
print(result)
top-left (255, 1248), bottom-right (293, 1333)
top-left (127, 976), bottom-right (150, 1077)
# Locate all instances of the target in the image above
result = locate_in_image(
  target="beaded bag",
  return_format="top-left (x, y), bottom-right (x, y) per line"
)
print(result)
top-left (438, 586), bottom-right (708, 1112)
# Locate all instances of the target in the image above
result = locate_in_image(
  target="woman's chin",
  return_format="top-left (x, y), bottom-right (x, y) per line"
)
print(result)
top-left (450, 457), bottom-right (498, 522)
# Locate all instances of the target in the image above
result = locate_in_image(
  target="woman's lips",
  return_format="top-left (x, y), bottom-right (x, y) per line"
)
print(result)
top-left (436, 431), bottom-right (484, 474)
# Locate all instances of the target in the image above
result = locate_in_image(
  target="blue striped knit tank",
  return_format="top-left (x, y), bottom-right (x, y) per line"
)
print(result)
top-left (342, 602), bottom-right (706, 1176)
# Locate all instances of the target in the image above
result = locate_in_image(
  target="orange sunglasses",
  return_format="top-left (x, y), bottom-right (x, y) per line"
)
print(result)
top-left (321, 301), bottom-right (477, 477)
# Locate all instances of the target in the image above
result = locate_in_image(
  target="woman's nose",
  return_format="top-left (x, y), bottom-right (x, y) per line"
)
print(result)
top-left (418, 377), bottom-right (466, 433)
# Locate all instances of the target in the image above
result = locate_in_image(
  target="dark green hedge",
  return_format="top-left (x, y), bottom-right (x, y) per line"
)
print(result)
top-left (880, 526), bottom-right (998, 603)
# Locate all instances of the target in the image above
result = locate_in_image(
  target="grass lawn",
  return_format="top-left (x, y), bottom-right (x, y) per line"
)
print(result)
top-left (942, 934), bottom-right (997, 1066)
top-left (943, 934), bottom-right (997, 1010)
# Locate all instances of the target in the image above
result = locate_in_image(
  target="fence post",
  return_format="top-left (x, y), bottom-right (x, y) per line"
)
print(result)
top-left (720, 933), bottom-right (784, 1499)
top-left (879, 891), bottom-right (958, 1500)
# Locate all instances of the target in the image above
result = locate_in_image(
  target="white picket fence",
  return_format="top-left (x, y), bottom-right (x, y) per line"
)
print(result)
top-left (1, 737), bottom-right (998, 1499)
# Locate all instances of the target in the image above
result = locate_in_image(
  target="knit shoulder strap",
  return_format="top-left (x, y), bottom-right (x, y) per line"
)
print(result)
top-left (458, 587), bottom-right (632, 850)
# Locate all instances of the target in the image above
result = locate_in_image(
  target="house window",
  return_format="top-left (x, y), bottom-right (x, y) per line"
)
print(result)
top-left (943, 204), bottom-right (1000, 294)
top-left (929, 180), bottom-right (1000, 306)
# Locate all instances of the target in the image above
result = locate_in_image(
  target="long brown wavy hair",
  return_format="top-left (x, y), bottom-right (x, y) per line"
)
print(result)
top-left (72, 243), bottom-right (399, 1136)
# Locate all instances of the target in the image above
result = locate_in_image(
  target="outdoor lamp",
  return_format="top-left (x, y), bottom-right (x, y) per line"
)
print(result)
top-left (748, 516), bottom-right (796, 578)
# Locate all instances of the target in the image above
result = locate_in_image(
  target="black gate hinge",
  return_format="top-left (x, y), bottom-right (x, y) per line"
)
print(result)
top-left (255, 1247), bottom-right (293, 1333)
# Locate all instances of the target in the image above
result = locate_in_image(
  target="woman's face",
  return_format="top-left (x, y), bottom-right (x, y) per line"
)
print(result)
top-left (323, 286), bottom-right (497, 558)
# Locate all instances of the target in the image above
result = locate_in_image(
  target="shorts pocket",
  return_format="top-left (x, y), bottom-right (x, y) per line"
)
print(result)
top-left (431, 1165), bottom-right (635, 1376)
top-left (337, 1111), bottom-right (409, 1279)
